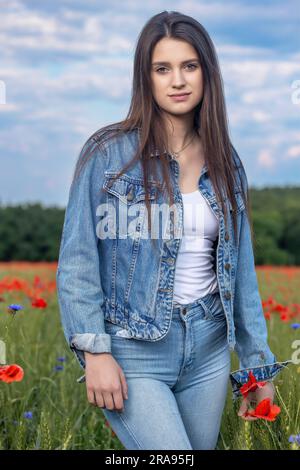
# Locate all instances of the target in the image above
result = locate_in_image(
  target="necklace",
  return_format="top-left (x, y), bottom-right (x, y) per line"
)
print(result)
top-left (169, 131), bottom-right (197, 159)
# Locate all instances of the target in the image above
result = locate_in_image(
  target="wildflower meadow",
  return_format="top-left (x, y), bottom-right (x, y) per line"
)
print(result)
top-left (0, 262), bottom-right (299, 450)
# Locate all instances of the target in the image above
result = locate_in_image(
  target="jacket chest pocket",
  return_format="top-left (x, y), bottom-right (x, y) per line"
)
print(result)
top-left (102, 172), bottom-right (158, 239)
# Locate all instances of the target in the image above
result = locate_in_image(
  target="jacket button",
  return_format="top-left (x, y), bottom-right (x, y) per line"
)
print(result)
top-left (225, 263), bottom-right (231, 270)
top-left (224, 291), bottom-right (231, 300)
top-left (225, 232), bottom-right (230, 241)
top-left (127, 189), bottom-right (134, 201)
top-left (167, 257), bottom-right (175, 265)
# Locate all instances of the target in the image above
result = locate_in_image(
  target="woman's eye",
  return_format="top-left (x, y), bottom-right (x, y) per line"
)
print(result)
top-left (156, 67), bottom-right (167, 73)
top-left (186, 63), bottom-right (197, 70)
top-left (156, 64), bottom-right (198, 73)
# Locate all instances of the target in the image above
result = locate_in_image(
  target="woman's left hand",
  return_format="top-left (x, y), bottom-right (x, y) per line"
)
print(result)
top-left (237, 381), bottom-right (275, 420)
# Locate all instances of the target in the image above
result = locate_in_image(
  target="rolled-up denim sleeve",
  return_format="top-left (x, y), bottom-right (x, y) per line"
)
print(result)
top-left (56, 137), bottom-right (112, 377)
top-left (229, 157), bottom-right (293, 400)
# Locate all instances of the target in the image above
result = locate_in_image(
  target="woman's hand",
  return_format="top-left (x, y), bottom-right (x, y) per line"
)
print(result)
top-left (238, 381), bottom-right (275, 420)
top-left (84, 352), bottom-right (128, 413)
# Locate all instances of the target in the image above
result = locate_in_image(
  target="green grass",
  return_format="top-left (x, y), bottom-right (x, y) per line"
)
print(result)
top-left (0, 263), bottom-right (299, 450)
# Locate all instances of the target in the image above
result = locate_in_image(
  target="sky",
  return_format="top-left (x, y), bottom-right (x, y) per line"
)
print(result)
top-left (0, 0), bottom-right (300, 207)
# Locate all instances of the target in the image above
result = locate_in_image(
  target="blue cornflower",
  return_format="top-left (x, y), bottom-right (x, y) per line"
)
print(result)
top-left (291, 323), bottom-right (300, 329)
top-left (56, 356), bottom-right (66, 362)
top-left (289, 434), bottom-right (300, 443)
top-left (53, 365), bottom-right (64, 371)
top-left (8, 304), bottom-right (24, 311)
top-left (7, 304), bottom-right (24, 316)
top-left (23, 411), bottom-right (33, 419)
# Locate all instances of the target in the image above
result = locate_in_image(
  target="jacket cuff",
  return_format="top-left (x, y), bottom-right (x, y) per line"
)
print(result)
top-left (69, 333), bottom-right (112, 383)
top-left (230, 360), bottom-right (293, 400)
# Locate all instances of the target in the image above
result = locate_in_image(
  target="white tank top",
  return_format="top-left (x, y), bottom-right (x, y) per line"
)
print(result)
top-left (173, 189), bottom-right (219, 305)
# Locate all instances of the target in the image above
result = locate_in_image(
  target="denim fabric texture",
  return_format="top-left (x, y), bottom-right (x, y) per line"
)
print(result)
top-left (56, 128), bottom-right (293, 401)
top-left (100, 291), bottom-right (231, 450)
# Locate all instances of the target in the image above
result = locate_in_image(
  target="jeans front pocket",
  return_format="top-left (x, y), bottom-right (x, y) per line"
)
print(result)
top-left (205, 294), bottom-right (226, 323)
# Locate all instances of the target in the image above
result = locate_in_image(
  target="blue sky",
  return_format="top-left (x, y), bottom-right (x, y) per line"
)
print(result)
top-left (0, 0), bottom-right (300, 207)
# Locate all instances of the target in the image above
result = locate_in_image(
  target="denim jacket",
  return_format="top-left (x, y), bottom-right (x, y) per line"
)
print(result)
top-left (56, 128), bottom-right (293, 400)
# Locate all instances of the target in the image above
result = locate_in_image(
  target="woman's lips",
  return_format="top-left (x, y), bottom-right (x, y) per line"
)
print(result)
top-left (169, 93), bottom-right (191, 102)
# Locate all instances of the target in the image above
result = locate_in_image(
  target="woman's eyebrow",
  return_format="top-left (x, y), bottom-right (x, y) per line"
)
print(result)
top-left (152, 58), bottom-right (200, 66)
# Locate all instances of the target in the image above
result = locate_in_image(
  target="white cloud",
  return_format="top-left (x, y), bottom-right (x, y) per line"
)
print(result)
top-left (251, 110), bottom-right (271, 123)
top-left (222, 57), bottom-right (300, 90)
top-left (257, 150), bottom-right (275, 169)
top-left (177, 0), bottom-right (297, 21)
top-left (0, 103), bottom-right (20, 112)
top-left (0, 2), bottom-right (134, 60)
top-left (285, 146), bottom-right (300, 159)
top-left (1, 0), bottom-right (300, 204)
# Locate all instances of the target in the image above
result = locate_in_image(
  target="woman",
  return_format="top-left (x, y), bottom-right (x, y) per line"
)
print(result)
top-left (56, 11), bottom-right (292, 450)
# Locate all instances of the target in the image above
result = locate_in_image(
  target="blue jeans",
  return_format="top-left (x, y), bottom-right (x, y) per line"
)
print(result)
top-left (102, 291), bottom-right (231, 450)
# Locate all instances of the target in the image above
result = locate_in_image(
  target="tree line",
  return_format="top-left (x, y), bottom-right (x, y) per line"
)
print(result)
top-left (0, 186), bottom-right (299, 265)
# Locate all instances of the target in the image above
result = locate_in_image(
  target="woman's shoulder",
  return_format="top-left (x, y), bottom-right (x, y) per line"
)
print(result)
top-left (230, 144), bottom-right (248, 191)
top-left (75, 125), bottom-right (141, 180)
top-left (72, 125), bottom-right (125, 183)
top-left (83, 124), bottom-right (139, 156)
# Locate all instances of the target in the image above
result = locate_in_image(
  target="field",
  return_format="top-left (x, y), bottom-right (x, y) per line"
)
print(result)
top-left (0, 262), bottom-right (299, 450)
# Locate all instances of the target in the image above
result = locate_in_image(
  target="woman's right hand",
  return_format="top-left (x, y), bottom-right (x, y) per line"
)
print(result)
top-left (84, 351), bottom-right (128, 412)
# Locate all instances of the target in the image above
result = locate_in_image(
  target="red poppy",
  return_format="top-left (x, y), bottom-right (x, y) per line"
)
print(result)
top-left (33, 276), bottom-right (44, 289)
top-left (31, 298), bottom-right (47, 308)
top-left (0, 364), bottom-right (24, 383)
top-left (240, 371), bottom-right (267, 398)
top-left (244, 398), bottom-right (281, 421)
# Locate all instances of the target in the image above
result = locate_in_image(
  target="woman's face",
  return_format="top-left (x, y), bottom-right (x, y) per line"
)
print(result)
top-left (150, 37), bottom-right (204, 118)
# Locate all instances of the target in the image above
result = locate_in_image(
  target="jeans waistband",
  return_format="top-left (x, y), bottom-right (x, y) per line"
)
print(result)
top-left (172, 290), bottom-right (220, 317)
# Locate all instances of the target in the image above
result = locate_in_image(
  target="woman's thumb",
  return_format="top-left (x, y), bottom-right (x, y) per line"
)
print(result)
top-left (119, 368), bottom-right (128, 399)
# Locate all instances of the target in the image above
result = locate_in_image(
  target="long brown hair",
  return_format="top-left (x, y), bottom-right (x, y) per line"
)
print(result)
top-left (72, 10), bottom-right (253, 248)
